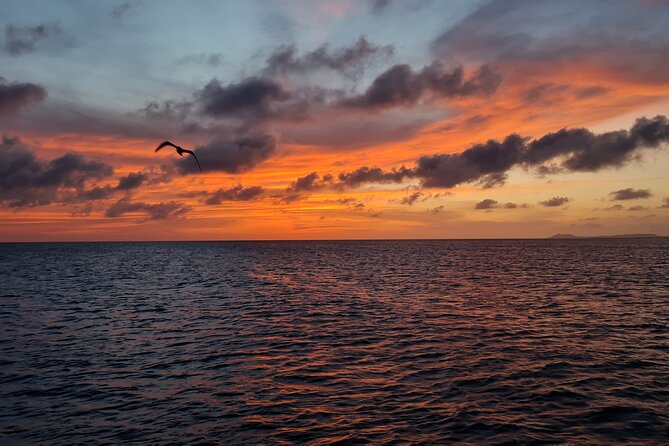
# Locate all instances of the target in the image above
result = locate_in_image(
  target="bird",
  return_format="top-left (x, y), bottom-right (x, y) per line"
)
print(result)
top-left (155, 141), bottom-right (202, 171)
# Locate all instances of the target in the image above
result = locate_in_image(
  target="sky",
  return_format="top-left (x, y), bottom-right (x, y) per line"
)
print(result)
top-left (1, 0), bottom-right (669, 241)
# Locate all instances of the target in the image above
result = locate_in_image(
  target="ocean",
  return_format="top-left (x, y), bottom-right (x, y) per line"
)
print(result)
top-left (1, 239), bottom-right (668, 444)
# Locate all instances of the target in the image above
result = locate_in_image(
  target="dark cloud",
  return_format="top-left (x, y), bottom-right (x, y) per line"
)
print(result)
top-left (503, 202), bottom-right (528, 209)
top-left (339, 62), bottom-right (501, 109)
top-left (329, 197), bottom-right (365, 210)
top-left (662, 198), bottom-right (669, 208)
top-left (197, 77), bottom-right (312, 124)
top-left (3, 22), bottom-right (70, 56)
top-left (315, 114), bottom-right (669, 191)
top-left (176, 132), bottom-right (276, 174)
top-left (263, 36), bottom-right (393, 78)
top-left (609, 188), bottom-right (652, 201)
top-left (475, 198), bottom-right (498, 209)
top-left (474, 199), bottom-right (526, 210)
top-left (539, 196), bottom-right (570, 207)
top-left (628, 205), bottom-right (648, 211)
top-left (527, 115), bottom-right (669, 171)
top-left (337, 166), bottom-right (414, 188)
top-left (427, 205), bottom-right (445, 214)
top-left (105, 197), bottom-right (191, 220)
top-left (399, 191), bottom-right (426, 206)
top-left (604, 204), bottom-right (624, 211)
top-left (415, 134), bottom-right (525, 188)
top-left (0, 77), bottom-right (47, 114)
top-left (203, 185), bottom-right (265, 205)
top-left (116, 171), bottom-right (148, 191)
top-left (0, 136), bottom-right (114, 207)
top-left (289, 172), bottom-right (334, 192)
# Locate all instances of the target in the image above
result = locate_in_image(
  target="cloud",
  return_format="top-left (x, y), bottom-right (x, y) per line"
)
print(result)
top-left (105, 197), bottom-right (191, 220)
top-left (329, 197), bottom-right (365, 210)
top-left (416, 134), bottom-right (525, 188)
top-left (326, 115), bottom-right (669, 190)
top-left (628, 205), bottom-right (648, 211)
top-left (0, 136), bottom-right (114, 207)
top-left (604, 204), bottom-right (624, 211)
top-left (399, 191), bottom-right (426, 206)
top-left (203, 185), bottom-right (265, 205)
top-left (263, 36), bottom-right (393, 78)
top-left (339, 62), bottom-right (501, 109)
top-left (112, 1), bottom-right (142, 21)
top-left (337, 165), bottom-right (414, 187)
top-left (427, 205), bottom-right (445, 214)
top-left (3, 22), bottom-right (71, 56)
top-left (197, 77), bottom-right (312, 124)
top-left (475, 198), bottom-right (498, 209)
top-left (176, 132), bottom-right (276, 174)
top-left (539, 196), bottom-right (570, 207)
top-left (609, 188), bottom-right (652, 200)
top-left (474, 199), bottom-right (527, 210)
top-left (0, 77), bottom-right (47, 114)
top-left (430, 0), bottom-right (669, 84)
top-left (662, 198), bottom-right (669, 208)
top-left (116, 171), bottom-right (148, 191)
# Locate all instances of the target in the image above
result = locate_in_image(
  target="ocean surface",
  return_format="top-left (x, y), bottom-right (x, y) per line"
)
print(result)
top-left (1, 239), bottom-right (668, 444)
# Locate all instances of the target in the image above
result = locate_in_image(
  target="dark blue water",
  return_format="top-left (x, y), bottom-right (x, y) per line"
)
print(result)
top-left (1, 239), bottom-right (669, 444)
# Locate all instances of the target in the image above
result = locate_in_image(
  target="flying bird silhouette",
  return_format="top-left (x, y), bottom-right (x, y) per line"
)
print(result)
top-left (155, 141), bottom-right (202, 171)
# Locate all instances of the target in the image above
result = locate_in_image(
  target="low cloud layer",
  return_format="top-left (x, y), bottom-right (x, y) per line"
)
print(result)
top-left (474, 199), bottom-right (527, 210)
top-left (105, 197), bottom-right (191, 220)
top-left (0, 136), bottom-right (114, 207)
top-left (324, 115), bottom-right (669, 190)
top-left (539, 196), bottom-right (570, 207)
top-left (609, 188), bottom-right (652, 201)
top-left (204, 185), bottom-right (265, 205)
top-left (0, 77), bottom-right (47, 114)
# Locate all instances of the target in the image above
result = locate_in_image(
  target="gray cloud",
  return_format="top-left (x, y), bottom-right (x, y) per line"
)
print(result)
top-left (116, 171), bottom-right (148, 191)
top-left (328, 114), bottom-right (669, 190)
top-left (339, 62), bottom-right (501, 109)
top-left (609, 188), bottom-right (652, 201)
top-left (0, 77), bottom-right (47, 114)
top-left (176, 132), bottom-right (276, 174)
top-left (105, 197), bottom-right (191, 220)
top-left (475, 198), bottom-right (498, 209)
top-left (431, 0), bottom-right (669, 84)
top-left (399, 191), bottom-right (425, 206)
top-left (3, 22), bottom-right (71, 56)
top-left (474, 199), bottom-right (526, 210)
top-left (0, 136), bottom-right (114, 207)
top-left (416, 134), bottom-right (525, 188)
top-left (539, 196), bottom-right (570, 207)
top-left (203, 185), bottom-right (265, 205)
top-left (337, 166), bottom-right (415, 188)
top-left (263, 36), bottom-right (393, 78)
top-left (197, 77), bottom-right (313, 124)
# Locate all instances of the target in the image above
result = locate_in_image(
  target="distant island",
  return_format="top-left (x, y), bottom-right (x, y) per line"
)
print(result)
top-left (549, 233), bottom-right (660, 239)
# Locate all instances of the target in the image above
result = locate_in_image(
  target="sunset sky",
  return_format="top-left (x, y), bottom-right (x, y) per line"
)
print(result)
top-left (1, 0), bottom-right (668, 241)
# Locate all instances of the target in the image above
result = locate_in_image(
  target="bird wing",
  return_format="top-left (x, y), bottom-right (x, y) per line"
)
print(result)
top-left (155, 141), bottom-right (178, 152)
top-left (183, 149), bottom-right (202, 172)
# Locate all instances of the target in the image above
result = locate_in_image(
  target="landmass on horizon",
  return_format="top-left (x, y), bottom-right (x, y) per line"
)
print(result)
top-left (549, 233), bottom-right (661, 239)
